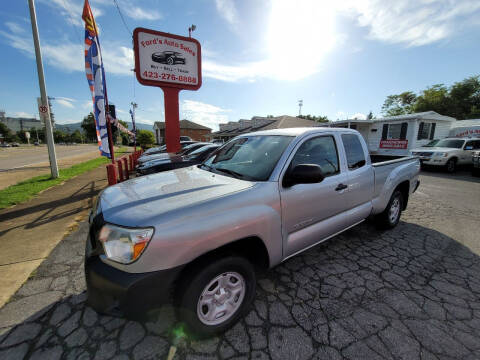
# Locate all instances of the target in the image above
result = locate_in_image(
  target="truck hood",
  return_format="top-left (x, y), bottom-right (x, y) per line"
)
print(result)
top-left (99, 165), bottom-right (254, 227)
top-left (412, 147), bottom-right (458, 153)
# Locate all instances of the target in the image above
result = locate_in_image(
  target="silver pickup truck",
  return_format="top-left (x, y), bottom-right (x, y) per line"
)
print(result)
top-left (85, 128), bottom-right (420, 336)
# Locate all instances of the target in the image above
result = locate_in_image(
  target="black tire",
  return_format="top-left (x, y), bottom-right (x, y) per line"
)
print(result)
top-left (167, 57), bottom-right (174, 65)
top-left (472, 167), bottom-right (480, 177)
top-left (176, 256), bottom-right (256, 337)
top-left (376, 190), bottom-right (403, 229)
top-left (445, 158), bottom-right (456, 173)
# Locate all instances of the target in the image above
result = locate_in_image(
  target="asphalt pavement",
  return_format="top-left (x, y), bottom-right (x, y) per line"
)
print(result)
top-left (0, 169), bottom-right (479, 359)
top-left (0, 145), bottom-right (99, 171)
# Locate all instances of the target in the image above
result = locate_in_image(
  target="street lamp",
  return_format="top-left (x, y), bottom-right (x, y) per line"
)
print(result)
top-left (188, 24), bottom-right (196, 38)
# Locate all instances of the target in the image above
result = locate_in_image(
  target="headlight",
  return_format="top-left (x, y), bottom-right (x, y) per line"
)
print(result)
top-left (434, 152), bottom-right (448, 157)
top-left (98, 224), bottom-right (154, 264)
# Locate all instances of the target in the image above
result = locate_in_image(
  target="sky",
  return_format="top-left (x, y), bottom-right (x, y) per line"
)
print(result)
top-left (1, 0), bottom-right (480, 131)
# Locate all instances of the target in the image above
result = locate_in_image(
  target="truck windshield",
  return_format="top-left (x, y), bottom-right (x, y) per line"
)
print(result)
top-left (435, 139), bottom-right (465, 148)
top-left (201, 135), bottom-right (294, 181)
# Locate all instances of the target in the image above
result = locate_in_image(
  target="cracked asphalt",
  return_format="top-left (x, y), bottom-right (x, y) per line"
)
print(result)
top-left (0, 171), bottom-right (479, 360)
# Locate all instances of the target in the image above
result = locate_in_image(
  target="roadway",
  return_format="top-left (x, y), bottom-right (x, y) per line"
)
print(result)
top-left (0, 144), bottom-right (100, 171)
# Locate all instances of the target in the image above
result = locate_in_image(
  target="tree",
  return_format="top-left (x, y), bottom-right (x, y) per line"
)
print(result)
top-left (413, 84), bottom-right (451, 116)
top-left (53, 129), bottom-right (68, 143)
top-left (81, 113), bottom-right (97, 142)
top-left (136, 130), bottom-right (155, 148)
top-left (366, 111), bottom-right (374, 120)
top-left (0, 122), bottom-right (13, 142)
top-left (448, 76), bottom-right (480, 119)
top-left (112, 119), bottom-right (129, 145)
top-left (381, 91), bottom-right (417, 116)
top-left (70, 130), bottom-right (84, 143)
top-left (298, 114), bottom-right (329, 122)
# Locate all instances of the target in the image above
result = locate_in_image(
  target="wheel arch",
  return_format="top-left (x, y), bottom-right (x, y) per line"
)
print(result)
top-left (394, 180), bottom-right (410, 210)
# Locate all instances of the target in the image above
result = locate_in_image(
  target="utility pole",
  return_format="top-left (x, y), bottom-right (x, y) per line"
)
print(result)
top-left (28, 0), bottom-right (58, 178)
top-left (298, 99), bottom-right (303, 117)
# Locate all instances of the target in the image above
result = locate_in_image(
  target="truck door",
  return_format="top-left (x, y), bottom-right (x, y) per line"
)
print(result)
top-left (279, 134), bottom-right (352, 258)
top-left (461, 140), bottom-right (480, 164)
top-left (340, 133), bottom-right (374, 222)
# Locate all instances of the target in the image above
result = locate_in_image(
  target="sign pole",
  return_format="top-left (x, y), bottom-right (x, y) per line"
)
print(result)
top-left (28, 0), bottom-right (59, 178)
top-left (162, 87), bottom-right (181, 153)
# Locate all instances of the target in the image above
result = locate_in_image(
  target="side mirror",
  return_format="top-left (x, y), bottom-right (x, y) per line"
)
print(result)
top-left (284, 164), bottom-right (324, 187)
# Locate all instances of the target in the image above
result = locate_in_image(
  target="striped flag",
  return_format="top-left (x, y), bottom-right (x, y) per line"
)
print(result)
top-left (82, 0), bottom-right (110, 158)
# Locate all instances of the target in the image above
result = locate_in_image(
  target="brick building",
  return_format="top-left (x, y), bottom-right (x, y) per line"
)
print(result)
top-left (153, 120), bottom-right (212, 144)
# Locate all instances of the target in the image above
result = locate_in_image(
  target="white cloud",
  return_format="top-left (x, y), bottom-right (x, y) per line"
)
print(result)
top-left (82, 100), bottom-right (93, 110)
top-left (0, 23), bottom-right (133, 76)
top-left (215, 0), bottom-right (238, 26)
top-left (55, 98), bottom-right (75, 108)
top-left (205, 0), bottom-right (338, 82)
top-left (37, 0), bottom-right (102, 27)
top-left (350, 112), bottom-right (367, 120)
top-left (181, 100), bottom-right (231, 131)
top-left (124, 5), bottom-right (162, 20)
top-left (335, 111), bottom-right (346, 120)
top-left (13, 111), bottom-right (35, 118)
top-left (5, 22), bottom-right (25, 34)
top-left (341, 0), bottom-right (480, 47)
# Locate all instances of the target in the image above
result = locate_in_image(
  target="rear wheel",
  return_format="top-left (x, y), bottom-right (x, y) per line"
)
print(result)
top-left (376, 190), bottom-right (403, 229)
top-left (445, 158), bottom-right (456, 173)
top-left (472, 167), bottom-right (480, 177)
top-left (167, 57), bottom-right (174, 65)
top-left (176, 256), bottom-right (256, 337)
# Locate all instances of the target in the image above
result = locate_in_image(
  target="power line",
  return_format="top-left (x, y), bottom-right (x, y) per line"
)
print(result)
top-left (112, 0), bottom-right (132, 36)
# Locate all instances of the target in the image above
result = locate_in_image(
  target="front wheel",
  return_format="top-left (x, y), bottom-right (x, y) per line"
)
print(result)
top-left (376, 190), bottom-right (403, 229)
top-left (445, 158), bottom-right (456, 173)
top-left (176, 256), bottom-right (256, 337)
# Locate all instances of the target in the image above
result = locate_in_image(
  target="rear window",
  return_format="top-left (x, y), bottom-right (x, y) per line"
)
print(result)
top-left (341, 134), bottom-right (366, 170)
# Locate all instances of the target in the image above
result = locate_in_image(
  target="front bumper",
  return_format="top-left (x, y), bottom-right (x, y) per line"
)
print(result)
top-left (419, 157), bottom-right (448, 166)
top-left (85, 254), bottom-right (184, 320)
top-left (85, 213), bottom-right (185, 320)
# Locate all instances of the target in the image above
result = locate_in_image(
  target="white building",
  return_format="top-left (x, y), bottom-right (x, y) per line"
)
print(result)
top-left (330, 111), bottom-right (456, 156)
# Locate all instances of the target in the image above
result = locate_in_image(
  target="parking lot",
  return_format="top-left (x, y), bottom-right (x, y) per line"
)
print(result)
top-left (0, 169), bottom-right (479, 360)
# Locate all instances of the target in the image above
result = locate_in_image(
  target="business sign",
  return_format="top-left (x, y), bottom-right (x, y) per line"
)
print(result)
top-left (379, 139), bottom-right (408, 149)
top-left (450, 128), bottom-right (480, 138)
top-left (133, 28), bottom-right (201, 90)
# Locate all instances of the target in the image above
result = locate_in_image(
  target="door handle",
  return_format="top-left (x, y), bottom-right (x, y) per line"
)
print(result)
top-left (335, 183), bottom-right (348, 191)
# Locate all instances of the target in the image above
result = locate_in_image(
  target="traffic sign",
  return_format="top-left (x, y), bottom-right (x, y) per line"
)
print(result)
top-left (39, 105), bottom-right (48, 113)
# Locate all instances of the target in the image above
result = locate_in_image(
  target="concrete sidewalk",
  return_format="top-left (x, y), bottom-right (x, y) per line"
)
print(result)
top-left (0, 165), bottom-right (108, 308)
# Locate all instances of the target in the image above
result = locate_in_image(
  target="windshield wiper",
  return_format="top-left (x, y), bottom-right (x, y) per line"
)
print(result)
top-left (214, 168), bottom-right (249, 180)
top-left (199, 163), bottom-right (213, 171)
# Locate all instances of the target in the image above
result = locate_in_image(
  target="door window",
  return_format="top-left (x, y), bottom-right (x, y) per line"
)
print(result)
top-left (342, 134), bottom-right (366, 170)
top-left (290, 136), bottom-right (339, 177)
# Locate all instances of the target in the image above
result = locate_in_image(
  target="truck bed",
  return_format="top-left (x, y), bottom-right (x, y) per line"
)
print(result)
top-left (370, 154), bottom-right (414, 166)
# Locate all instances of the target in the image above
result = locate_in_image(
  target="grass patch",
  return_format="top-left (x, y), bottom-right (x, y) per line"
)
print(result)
top-left (0, 147), bottom-right (128, 209)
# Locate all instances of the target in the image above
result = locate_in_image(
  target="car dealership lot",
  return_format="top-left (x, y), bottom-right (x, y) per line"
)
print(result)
top-left (0, 170), bottom-right (479, 359)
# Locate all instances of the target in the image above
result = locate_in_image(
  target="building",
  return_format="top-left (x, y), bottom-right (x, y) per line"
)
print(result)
top-left (329, 111), bottom-right (456, 156)
top-left (153, 119), bottom-right (212, 144)
top-left (0, 111), bottom-right (44, 133)
top-left (213, 115), bottom-right (324, 142)
top-left (448, 119), bottom-right (480, 138)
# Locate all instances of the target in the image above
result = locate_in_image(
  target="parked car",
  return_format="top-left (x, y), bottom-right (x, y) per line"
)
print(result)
top-left (34, 142), bottom-right (40, 146)
top-left (138, 142), bottom-right (210, 165)
top-left (421, 139), bottom-right (440, 147)
top-left (180, 136), bottom-right (193, 142)
top-left (411, 138), bottom-right (480, 173)
top-left (0, 143), bottom-right (10, 148)
top-left (85, 128), bottom-right (420, 336)
top-left (151, 51), bottom-right (186, 65)
top-left (136, 144), bottom-right (220, 176)
top-left (140, 141), bottom-right (197, 159)
top-left (472, 150), bottom-right (480, 176)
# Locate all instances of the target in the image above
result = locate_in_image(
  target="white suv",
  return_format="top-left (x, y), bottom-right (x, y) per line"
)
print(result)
top-left (411, 138), bottom-right (480, 173)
